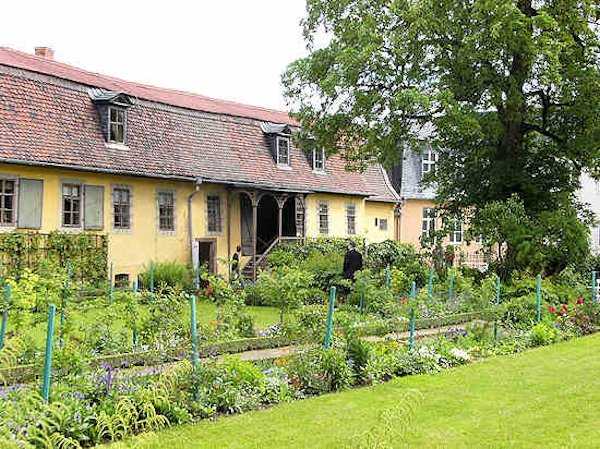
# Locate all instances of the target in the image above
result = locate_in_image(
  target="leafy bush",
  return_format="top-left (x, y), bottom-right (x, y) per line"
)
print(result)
top-left (139, 261), bottom-right (193, 290)
top-left (365, 240), bottom-right (426, 284)
top-left (251, 267), bottom-right (322, 322)
top-left (529, 322), bottom-right (560, 346)
top-left (285, 347), bottom-right (353, 396)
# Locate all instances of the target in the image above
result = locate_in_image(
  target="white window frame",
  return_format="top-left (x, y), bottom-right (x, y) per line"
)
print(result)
top-left (157, 190), bottom-right (176, 233)
top-left (276, 136), bottom-right (291, 166)
top-left (0, 177), bottom-right (18, 227)
top-left (379, 218), bottom-right (388, 231)
top-left (346, 203), bottom-right (356, 235)
top-left (112, 185), bottom-right (132, 231)
top-left (206, 194), bottom-right (223, 234)
top-left (448, 219), bottom-right (463, 245)
top-left (108, 107), bottom-right (126, 144)
top-left (62, 182), bottom-right (83, 228)
top-left (313, 148), bottom-right (326, 172)
top-left (318, 201), bottom-right (329, 235)
top-left (421, 147), bottom-right (437, 175)
top-left (421, 207), bottom-right (436, 238)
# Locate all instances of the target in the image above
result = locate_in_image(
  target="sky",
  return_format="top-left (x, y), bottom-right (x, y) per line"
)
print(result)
top-left (1, 0), bottom-right (310, 111)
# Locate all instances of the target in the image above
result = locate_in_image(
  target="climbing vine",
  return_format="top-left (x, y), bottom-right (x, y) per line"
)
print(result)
top-left (0, 231), bottom-right (107, 285)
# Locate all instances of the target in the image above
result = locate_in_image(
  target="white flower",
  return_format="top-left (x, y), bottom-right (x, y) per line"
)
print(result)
top-left (449, 347), bottom-right (470, 362)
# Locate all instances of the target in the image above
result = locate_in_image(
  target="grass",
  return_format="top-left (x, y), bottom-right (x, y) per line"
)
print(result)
top-left (109, 333), bottom-right (600, 449)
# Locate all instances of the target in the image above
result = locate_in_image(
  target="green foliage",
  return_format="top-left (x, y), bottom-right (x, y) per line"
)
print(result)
top-left (0, 231), bottom-right (107, 285)
top-left (529, 322), bottom-right (561, 347)
top-left (285, 0), bottom-right (600, 276)
top-left (285, 347), bottom-right (353, 396)
top-left (139, 261), bottom-right (193, 291)
top-left (252, 267), bottom-right (321, 322)
top-left (366, 241), bottom-right (425, 283)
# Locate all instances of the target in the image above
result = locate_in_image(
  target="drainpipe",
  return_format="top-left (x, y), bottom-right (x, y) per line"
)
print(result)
top-left (188, 177), bottom-right (203, 288)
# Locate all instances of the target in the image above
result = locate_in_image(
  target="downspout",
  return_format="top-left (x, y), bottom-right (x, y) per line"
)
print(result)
top-left (188, 177), bottom-right (203, 288)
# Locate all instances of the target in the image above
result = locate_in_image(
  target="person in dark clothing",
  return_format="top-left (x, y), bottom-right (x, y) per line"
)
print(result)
top-left (343, 242), bottom-right (363, 281)
top-left (231, 245), bottom-right (242, 279)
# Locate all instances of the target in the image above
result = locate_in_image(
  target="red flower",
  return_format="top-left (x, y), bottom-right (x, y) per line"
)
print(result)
top-left (548, 305), bottom-right (557, 314)
top-left (560, 304), bottom-right (569, 315)
top-left (576, 297), bottom-right (584, 305)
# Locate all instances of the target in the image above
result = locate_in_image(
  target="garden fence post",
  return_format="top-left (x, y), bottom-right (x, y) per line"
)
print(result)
top-left (408, 281), bottom-right (416, 351)
top-left (150, 263), bottom-right (155, 293)
top-left (592, 271), bottom-right (597, 303)
top-left (536, 273), bottom-right (542, 323)
top-left (448, 272), bottom-right (455, 302)
top-left (359, 291), bottom-right (365, 314)
top-left (189, 295), bottom-right (200, 368)
top-left (60, 264), bottom-right (71, 349)
top-left (132, 279), bottom-right (138, 348)
top-left (0, 283), bottom-right (10, 351)
top-left (41, 303), bottom-right (56, 402)
top-left (108, 262), bottom-right (114, 303)
top-left (323, 286), bottom-right (337, 349)
top-left (385, 266), bottom-right (391, 288)
top-left (0, 309), bottom-right (7, 351)
top-left (427, 268), bottom-right (434, 299)
top-left (494, 275), bottom-right (501, 342)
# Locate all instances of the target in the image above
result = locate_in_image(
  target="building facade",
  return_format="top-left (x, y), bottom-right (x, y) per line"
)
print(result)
top-left (0, 47), bottom-right (399, 283)
top-left (394, 145), bottom-right (486, 268)
top-left (579, 173), bottom-right (600, 254)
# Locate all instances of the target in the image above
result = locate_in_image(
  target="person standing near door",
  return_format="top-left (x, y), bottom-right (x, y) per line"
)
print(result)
top-left (231, 245), bottom-right (242, 280)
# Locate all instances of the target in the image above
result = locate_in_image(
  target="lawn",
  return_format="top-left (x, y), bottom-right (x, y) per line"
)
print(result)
top-left (109, 333), bottom-right (600, 449)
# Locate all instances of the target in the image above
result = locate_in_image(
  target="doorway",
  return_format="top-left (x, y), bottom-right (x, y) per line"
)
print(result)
top-left (197, 239), bottom-right (216, 273)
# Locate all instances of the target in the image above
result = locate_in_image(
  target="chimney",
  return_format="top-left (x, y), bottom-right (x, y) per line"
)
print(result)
top-left (34, 47), bottom-right (54, 60)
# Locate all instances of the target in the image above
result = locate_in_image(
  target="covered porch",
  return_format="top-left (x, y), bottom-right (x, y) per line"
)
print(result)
top-left (235, 188), bottom-right (307, 280)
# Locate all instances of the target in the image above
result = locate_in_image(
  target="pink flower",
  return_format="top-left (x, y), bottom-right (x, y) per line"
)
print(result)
top-left (548, 305), bottom-right (557, 314)
top-left (576, 297), bottom-right (584, 305)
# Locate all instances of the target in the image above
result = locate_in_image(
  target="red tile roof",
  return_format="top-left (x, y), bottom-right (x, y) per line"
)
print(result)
top-left (0, 47), bottom-right (398, 202)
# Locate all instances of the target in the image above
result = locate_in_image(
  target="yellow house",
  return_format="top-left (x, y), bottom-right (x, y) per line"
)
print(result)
top-left (0, 47), bottom-right (399, 283)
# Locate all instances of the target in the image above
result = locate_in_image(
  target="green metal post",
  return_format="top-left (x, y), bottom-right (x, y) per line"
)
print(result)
top-left (0, 284), bottom-right (10, 351)
top-left (189, 295), bottom-right (200, 368)
top-left (323, 286), bottom-right (337, 349)
top-left (108, 262), bottom-right (114, 303)
top-left (536, 273), bottom-right (542, 323)
top-left (427, 268), bottom-right (434, 298)
top-left (132, 279), bottom-right (139, 348)
top-left (448, 272), bottom-right (455, 302)
top-left (59, 264), bottom-right (70, 349)
top-left (0, 310), bottom-right (7, 351)
top-left (408, 281), bottom-right (416, 350)
top-left (592, 271), bottom-right (597, 303)
top-left (150, 263), bottom-right (155, 293)
top-left (385, 266), bottom-right (391, 288)
top-left (494, 275), bottom-right (501, 341)
top-left (359, 291), bottom-right (365, 314)
top-left (41, 304), bottom-right (56, 402)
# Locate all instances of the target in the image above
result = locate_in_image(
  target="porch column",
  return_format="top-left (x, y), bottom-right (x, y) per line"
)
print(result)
top-left (276, 194), bottom-right (287, 239)
top-left (252, 198), bottom-right (258, 281)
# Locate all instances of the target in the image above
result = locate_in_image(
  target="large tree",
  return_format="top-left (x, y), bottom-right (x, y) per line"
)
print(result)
top-left (283, 0), bottom-right (600, 274)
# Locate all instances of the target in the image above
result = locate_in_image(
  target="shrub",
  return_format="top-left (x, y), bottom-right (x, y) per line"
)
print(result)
top-left (285, 347), bottom-right (353, 396)
top-left (529, 322), bottom-right (560, 347)
top-left (139, 261), bottom-right (193, 290)
top-left (365, 240), bottom-right (426, 284)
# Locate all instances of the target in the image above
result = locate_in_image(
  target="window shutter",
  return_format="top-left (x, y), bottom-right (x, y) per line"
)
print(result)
top-left (17, 179), bottom-right (43, 229)
top-left (84, 185), bottom-right (104, 230)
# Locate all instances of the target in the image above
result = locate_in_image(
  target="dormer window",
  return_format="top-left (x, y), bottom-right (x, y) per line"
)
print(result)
top-left (422, 147), bottom-right (437, 175)
top-left (109, 107), bottom-right (126, 144)
top-left (276, 136), bottom-right (290, 166)
top-left (313, 148), bottom-right (325, 172)
top-left (89, 88), bottom-right (135, 145)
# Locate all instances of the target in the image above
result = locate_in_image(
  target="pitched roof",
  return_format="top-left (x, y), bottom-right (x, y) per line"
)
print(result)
top-left (0, 47), bottom-right (398, 202)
